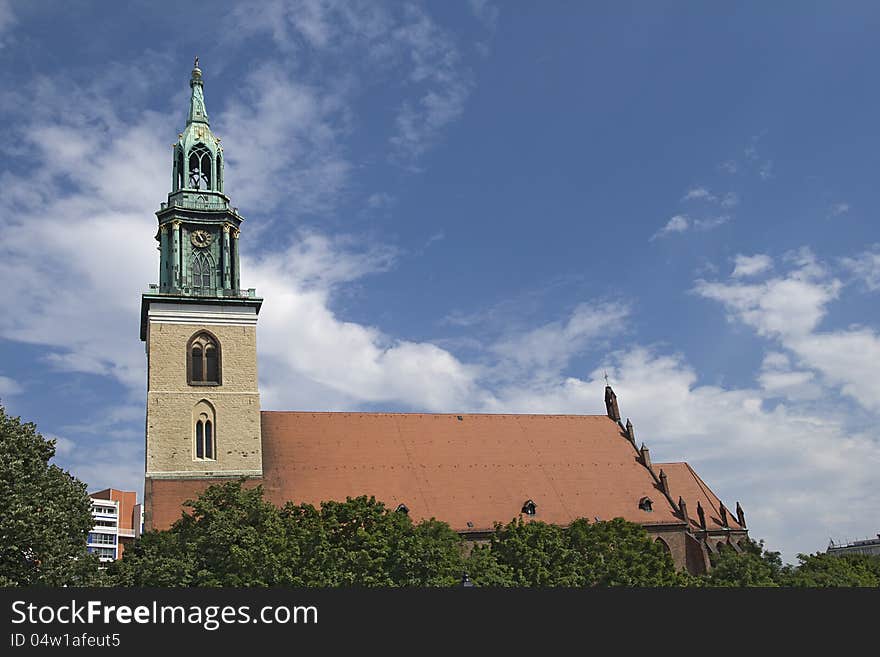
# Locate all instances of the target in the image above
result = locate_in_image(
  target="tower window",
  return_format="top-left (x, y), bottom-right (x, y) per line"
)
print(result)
top-left (188, 143), bottom-right (211, 190)
top-left (188, 332), bottom-right (221, 385)
top-left (193, 404), bottom-right (216, 462)
top-left (192, 251), bottom-right (214, 290)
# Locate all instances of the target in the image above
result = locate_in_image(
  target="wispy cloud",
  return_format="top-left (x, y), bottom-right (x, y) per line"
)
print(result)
top-left (0, 374), bottom-right (22, 397)
top-left (732, 254), bottom-right (773, 278)
top-left (842, 246), bottom-right (880, 291)
top-left (0, 0), bottom-right (15, 48)
top-left (651, 214), bottom-right (690, 240)
top-left (651, 213), bottom-right (728, 240)
top-left (718, 159), bottom-right (738, 174)
top-left (828, 202), bottom-right (850, 218)
top-left (682, 187), bottom-right (715, 202)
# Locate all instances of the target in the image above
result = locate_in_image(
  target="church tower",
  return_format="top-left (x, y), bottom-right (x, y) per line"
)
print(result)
top-left (140, 59), bottom-right (263, 530)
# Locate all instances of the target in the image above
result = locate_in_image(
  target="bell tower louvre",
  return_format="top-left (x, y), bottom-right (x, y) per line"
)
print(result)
top-left (142, 62), bottom-right (750, 574)
top-left (141, 59), bottom-right (263, 531)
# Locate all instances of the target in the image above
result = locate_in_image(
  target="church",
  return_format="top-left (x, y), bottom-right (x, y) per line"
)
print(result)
top-left (141, 61), bottom-right (749, 575)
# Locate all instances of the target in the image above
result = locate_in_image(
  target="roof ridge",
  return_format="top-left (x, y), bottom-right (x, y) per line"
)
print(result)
top-left (261, 410), bottom-right (612, 418)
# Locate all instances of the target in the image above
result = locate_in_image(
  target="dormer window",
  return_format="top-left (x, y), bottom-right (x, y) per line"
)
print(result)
top-left (395, 504), bottom-right (409, 514)
top-left (521, 499), bottom-right (537, 516)
top-left (639, 496), bottom-right (653, 512)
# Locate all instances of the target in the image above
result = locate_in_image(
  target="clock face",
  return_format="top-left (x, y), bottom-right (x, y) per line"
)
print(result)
top-left (191, 229), bottom-right (213, 248)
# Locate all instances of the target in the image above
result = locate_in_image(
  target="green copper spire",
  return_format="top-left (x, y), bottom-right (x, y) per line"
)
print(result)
top-left (187, 56), bottom-right (210, 126)
top-left (144, 59), bottom-right (260, 305)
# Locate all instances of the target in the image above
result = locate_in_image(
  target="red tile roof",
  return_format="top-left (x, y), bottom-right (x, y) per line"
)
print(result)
top-left (656, 462), bottom-right (743, 532)
top-left (255, 411), bottom-right (684, 532)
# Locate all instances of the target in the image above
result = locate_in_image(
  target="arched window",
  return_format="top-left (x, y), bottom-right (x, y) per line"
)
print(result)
top-left (191, 251), bottom-right (214, 290)
top-left (188, 143), bottom-right (211, 190)
top-left (188, 332), bottom-right (221, 385)
top-left (193, 401), bottom-right (216, 461)
top-left (216, 152), bottom-right (223, 192)
top-left (177, 148), bottom-right (185, 191)
top-left (655, 537), bottom-right (671, 554)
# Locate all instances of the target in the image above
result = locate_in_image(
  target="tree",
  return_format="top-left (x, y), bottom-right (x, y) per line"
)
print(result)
top-left (702, 539), bottom-right (784, 587)
top-left (466, 517), bottom-right (689, 587)
top-left (783, 553), bottom-right (880, 587)
top-left (567, 518), bottom-right (690, 586)
top-left (479, 519), bottom-right (585, 587)
top-left (112, 481), bottom-right (467, 587)
top-left (0, 403), bottom-right (103, 586)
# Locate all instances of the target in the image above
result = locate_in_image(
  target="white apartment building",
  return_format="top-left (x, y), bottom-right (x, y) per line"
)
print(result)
top-left (88, 498), bottom-right (120, 562)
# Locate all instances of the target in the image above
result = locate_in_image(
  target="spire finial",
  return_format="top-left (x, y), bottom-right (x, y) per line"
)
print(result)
top-left (187, 58), bottom-right (208, 125)
top-left (604, 370), bottom-right (610, 386)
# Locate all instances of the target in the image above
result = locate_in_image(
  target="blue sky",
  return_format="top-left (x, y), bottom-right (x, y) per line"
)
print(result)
top-left (1, 1), bottom-right (879, 561)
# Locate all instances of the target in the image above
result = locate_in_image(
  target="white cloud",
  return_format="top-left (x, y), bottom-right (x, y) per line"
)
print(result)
top-left (227, 0), bottom-right (475, 166)
top-left (842, 247), bottom-right (880, 291)
top-left (719, 160), bottom-right (738, 174)
top-left (0, 374), bottom-right (22, 397)
top-left (50, 434), bottom-right (144, 495)
top-left (693, 215), bottom-right (730, 230)
top-left (721, 192), bottom-right (739, 208)
top-left (732, 254), bottom-right (773, 278)
top-left (758, 352), bottom-right (821, 401)
top-left (651, 214), bottom-right (689, 240)
top-left (490, 303), bottom-right (628, 380)
top-left (697, 250), bottom-right (880, 412)
top-left (652, 213), bottom-right (729, 240)
top-left (219, 63), bottom-right (351, 217)
top-left (682, 187), bottom-right (715, 202)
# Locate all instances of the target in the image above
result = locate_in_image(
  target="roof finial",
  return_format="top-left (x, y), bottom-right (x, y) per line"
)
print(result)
top-left (604, 370), bottom-right (610, 386)
top-left (194, 55), bottom-right (200, 69)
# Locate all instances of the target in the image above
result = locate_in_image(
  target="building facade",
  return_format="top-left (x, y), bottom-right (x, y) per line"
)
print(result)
top-left (87, 498), bottom-right (120, 562)
top-left (88, 489), bottom-right (143, 561)
top-left (142, 61), bottom-right (750, 575)
top-left (827, 536), bottom-right (880, 557)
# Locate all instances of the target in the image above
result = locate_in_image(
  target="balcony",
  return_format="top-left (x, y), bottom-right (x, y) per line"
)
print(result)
top-left (160, 191), bottom-right (238, 215)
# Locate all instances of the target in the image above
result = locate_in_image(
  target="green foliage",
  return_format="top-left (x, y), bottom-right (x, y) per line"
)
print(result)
top-left (702, 539), bottom-right (784, 587)
top-left (0, 403), bottom-right (102, 586)
top-left (568, 518), bottom-right (691, 586)
top-left (467, 517), bottom-right (689, 587)
top-left (112, 481), bottom-right (467, 587)
top-left (111, 477), bottom-right (880, 588)
top-left (483, 519), bottom-right (584, 586)
top-left (782, 552), bottom-right (880, 587)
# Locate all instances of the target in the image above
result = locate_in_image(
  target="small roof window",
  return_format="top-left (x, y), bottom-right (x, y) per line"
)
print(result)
top-left (395, 503), bottom-right (409, 515)
top-left (639, 497), bottom-right (653, 512)
top-left (521, 499), bottom-right (537, 516)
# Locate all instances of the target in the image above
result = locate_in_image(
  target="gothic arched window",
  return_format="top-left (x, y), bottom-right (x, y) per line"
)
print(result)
top-left (193, 400), bottom-right (216, 461)
top-left (176, 148), bottom-right (185, 191)
top-left (192, 251), bottom-right (213, 291)
top-left (188, 143), bottom-right (211, 190)
top-left (188, 332), bottom-right (221, 385)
